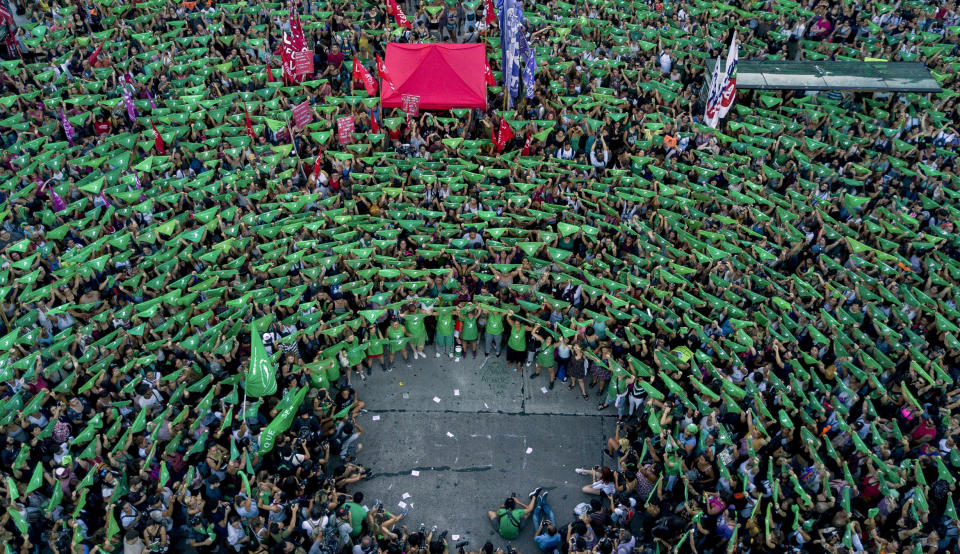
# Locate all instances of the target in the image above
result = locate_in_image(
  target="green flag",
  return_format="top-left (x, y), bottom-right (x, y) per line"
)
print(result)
top-left (6, 508), bottom-right (26, 534)
top-left (25, 465), bottom-right (43, 494)
top-left (244, 322), bottom-right (277, 397)
top-left (258, 386), bottom-right (308, 453)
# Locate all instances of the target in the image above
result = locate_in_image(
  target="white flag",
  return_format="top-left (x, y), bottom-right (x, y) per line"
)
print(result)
top-left (704, 54), bottom-right (725, 129)
top-left (717, 31), bottom-right (739, 119)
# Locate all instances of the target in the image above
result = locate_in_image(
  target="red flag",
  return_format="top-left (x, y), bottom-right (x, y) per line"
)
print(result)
top-left (484, 0), bottom-right (497, 26)
top-left (151, 122), bottom-right (165, 154)
top-left (312, 153), bottom-right (323, 180)
top-left (370, 110), bottom-right (379, 134)
top-left (279, 32), bottom-right (306, 84)
top-left (0, 3), bottom-right (12, 25)
top-left (352, 56), bottom-right (378, 96)
top-left (376, 54), bottom-right (396, 94)
top-left (289, 7), bottom-right (305, 50)
top-left (386, 0), bottom-right (413, 29)
top-left (522, 133), bottom-right (532, 156)
top-left (87, 43), bottom-right (102, 65)
top-left (280, 38), bottom-right (293, 84)
top-left (266, 58), bottom-right (275, 83)
top-left (244, 107), bottom-right (255, 141)
top-left (495, 117), bottom-right (514, 153)
top-left (484, 58), bottom-right (496, 86)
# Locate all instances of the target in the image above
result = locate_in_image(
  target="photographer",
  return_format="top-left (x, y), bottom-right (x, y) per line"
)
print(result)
top-left (532, 491), bottom-right (561, 554)
top-left (487, 494), bottom-right (537, 540)
top-left (366, 500), bottom-right (407, 542)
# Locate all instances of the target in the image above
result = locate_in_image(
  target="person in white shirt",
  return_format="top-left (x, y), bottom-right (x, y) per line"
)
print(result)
top-left (302, 507), bottom-right (328, 538)
top-left (658, 49), bottom-right (673, 73)
top-left (261, 325), bottom-right (279, 355)
top-left (462, 229), bottom-right (485, 249)
top-left (226, 515), bottom-right (249, 551)
top-left (589, 139), bottom-right (610, 170)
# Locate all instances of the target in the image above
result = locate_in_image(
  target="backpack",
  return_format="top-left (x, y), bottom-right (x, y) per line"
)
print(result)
top-left (53, 420), bottom-right (72, 443)
top-left (276, 455), bottom-right (293, 474)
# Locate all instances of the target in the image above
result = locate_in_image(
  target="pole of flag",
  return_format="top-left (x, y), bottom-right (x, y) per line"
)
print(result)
top-left (286, 120), bottom-right (309, 184)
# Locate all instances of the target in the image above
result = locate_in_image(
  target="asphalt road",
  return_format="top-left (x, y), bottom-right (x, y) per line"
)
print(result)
top-left (349, 349), bottom-right (618, 554)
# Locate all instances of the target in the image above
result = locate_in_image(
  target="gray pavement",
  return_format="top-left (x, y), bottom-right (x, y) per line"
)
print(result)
top-left (350, 350), bottom-right (617, 554)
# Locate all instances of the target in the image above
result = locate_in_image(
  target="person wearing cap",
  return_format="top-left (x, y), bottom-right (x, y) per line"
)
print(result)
top-left (332, 506), bottom-right (355, 546)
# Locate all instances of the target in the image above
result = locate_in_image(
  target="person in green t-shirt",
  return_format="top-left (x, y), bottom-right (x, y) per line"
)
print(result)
top-left (340, 331), bottom-right (367, 385)
top-left (531, 324), bottom-right (557, 388)
top-left (483, 307), bottom-right (504, 357)
top-left (385, 318), bottom-right (409, 370)
top-left (505, 311), bottom-right (533, 373)
top-left (344, 492), bottom-right (369, 538)
top-left (486, 495), bottom-right (536, 540)
top-left (363, 324), bottom-right (387, 373)
top-left (402, 309), bottom-right (428, 360)
top-left (431, 307), bottom-right (455, 358)
top-left (458, 305), bottom-right (479, 359)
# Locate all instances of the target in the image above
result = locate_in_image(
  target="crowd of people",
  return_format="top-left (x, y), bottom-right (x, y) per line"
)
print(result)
top-left (0, 0), bottom-right (959, 552)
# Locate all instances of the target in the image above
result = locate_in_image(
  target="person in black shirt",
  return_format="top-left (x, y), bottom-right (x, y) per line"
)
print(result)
top-left (333, 386), bottom-right (364, 418)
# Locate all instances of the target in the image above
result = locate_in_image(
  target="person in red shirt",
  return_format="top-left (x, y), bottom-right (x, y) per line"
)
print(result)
top-left (93, 114), bottom-right (113, 135)
top-left (326, 44), bottom-right (344, 70)
top-left (910, 416), bottom-right (937, 447)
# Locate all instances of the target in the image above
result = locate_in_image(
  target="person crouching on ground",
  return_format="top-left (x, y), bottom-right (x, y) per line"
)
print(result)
top-left (487, 490), bottom-right (540, 540)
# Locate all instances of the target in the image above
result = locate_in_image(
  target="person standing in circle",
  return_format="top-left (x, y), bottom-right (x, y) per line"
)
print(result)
top-left (385, 317), bottom-right (409, 370)
top-left (505, 311), bottom-right (533, 374)
top-left (482, 306), bottom-right (505, 357)
top-left (431, 306), bottom-right (456, 358)
top-left (531, 324), bottom-right (557, 388)
top-left (402, 307), bottom-right (428, 360)
top-left (458, 304), bottom-right (480, 359)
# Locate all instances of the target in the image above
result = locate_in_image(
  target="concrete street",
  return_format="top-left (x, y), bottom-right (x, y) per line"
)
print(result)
top-left (350, 349), bottom-right (618, 554)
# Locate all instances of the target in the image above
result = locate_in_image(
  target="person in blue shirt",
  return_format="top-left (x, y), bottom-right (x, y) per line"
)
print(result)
top-left (532, 491), bottom-right (560, 554)
top-left (678, 423), bottom-right (699, 455)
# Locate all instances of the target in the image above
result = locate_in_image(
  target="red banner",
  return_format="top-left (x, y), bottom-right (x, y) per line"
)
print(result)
top-left (293, 49), bottom-right (313, 77)
top-left (401, 94), bottom-right (421, 119)
top-left (292, 101), bottom-right (313, 128)
top-left (337, 116), bottom-right (355, 145)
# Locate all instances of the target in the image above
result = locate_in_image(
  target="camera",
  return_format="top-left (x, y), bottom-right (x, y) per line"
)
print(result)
top-left (395, 144), bottom-right (417, 158)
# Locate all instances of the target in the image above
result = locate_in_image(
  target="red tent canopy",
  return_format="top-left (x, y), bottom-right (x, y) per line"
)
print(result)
top-left (381, 43), bottom-right (487, 110)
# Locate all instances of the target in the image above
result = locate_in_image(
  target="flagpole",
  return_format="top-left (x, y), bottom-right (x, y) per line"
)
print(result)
top-left (239, 390), bottom-right (247, 434)
top-left (286, 120), bottom-right (309, 184)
